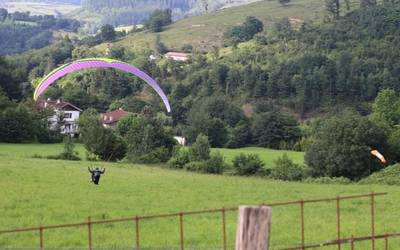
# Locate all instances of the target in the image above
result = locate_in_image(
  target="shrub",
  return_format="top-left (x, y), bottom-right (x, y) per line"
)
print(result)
top-left (47, 137), bottom-right (81, 161)
top-left (232, 153), bottom-right (265, 176)
top-left (168, 146), bottom-right (190, 169)
top-left (203, 152), bottom-right (226, 174)
top-left (189, 134), bottom-right (210, 161)
top-left (271, 154), bottom-right (304, 181)
top-left (184, 161), bottom-right (206, 172)
top-left (303, 176), bottom-right (352, 185)
top-left (138, 147), bottom-right (171, 164)
top-left (359, 164), bottom-right (400, 185)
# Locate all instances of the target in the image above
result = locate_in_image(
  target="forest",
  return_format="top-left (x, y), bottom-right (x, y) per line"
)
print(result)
top-left (0, 8), bottom-right (80, 55)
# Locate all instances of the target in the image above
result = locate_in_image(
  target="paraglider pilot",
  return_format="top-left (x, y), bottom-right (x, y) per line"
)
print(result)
top-left (88, 167), bottom-right (105, 185)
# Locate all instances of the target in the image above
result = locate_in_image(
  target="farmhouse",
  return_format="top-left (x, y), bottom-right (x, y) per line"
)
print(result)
top-left (164, 52), bottom-right (191, 61)
top-left (37, 99), bottom-right (82, 136)
top-left (100, 108), bottom-right (131, 128)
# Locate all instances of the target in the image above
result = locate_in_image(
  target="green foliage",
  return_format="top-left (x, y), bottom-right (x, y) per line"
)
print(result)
top-left (144, 9), bottom-right (172, 32)
top-left (271, 154), bottom-right (304, 181)
top-left (304, 176), bottom-right (352, 185)
top-left (168, 146), bottom-right (190, 169)
top-left (224, 16), bottom-right (263, 46)
top-left (189, 134), bottom-right (211, 161)
top-left (185, 151), bottom-right (226, 175)
top-left (305, 110), bottom-right (388, 180)
top-left (371, 89), bottom-right (400, 126)
top-left (79, 109), bottom-right (127, 161)
top-left (118, 114), bottom-right (175, 164)
top-left (252, 111), bottom-right (302, 149)
top-left (0, 106), bottom-right (35, 143)
top-left (359, 164), bottom-right (400, 185)
top-left (100, 24), bottom-right (116, 41)
top-left (226, 120), bottom-right (252, 148)
top-left (48, 137), bottom-right (81, 161)
top-left (232, 153), bottom-right (265, 176)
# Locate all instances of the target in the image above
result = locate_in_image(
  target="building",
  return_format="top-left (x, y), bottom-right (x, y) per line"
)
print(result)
top-left (164, 52), bottom-right (191, 62)
top-left (173, 136), bottom-right (187, 146)
top-left (100, 108), bottom-right (131, 128)
top-left (37, 99), bottom-right (82, 136)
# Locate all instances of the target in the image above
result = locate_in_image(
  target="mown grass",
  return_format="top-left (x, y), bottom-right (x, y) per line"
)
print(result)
top-left (99, 0), bottom-right (361, 52)
top-left (0, 144), bottom-right (399, 249)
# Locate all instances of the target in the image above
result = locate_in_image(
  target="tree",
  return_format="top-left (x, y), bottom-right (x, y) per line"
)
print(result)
top-left (371, 89), bottom-right (400, 126)
top-left (232, 154), bottom-right (265, 176)
top-left (100, 24), bottom-right (116, 42)
top-left (325, 0), bottom-right (340, 18)
top-left (189, 134), bottom-right (211, 161)
top-left (224, 16), bottom-right (264, 46)
top-left (0, 106), bottom-right (34, 143)
top-left (79, 109), bottom-right (126, 161)
top-left (305, 110), bottom-right (388, 180)
top-left (118, 114), bottom-right (176, 163)
top-left (360, 0), bottom-right (377, 7)
top-left (0, 8), bottom-right (8, 21)
top-left (144, 9), bottom-right (172, 33)
top-left (252, 111), bottom-right (301, 149)
top-left (271, 154), bottom-right (304, 181)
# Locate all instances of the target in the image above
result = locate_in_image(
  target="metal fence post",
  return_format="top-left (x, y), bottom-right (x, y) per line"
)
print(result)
top-left (336, 196), bottom-right (341, 250)
top-left (300, 200), bottom-right (305, 250)
top-left (39, 225), bottom-right (44, 250)
top-left (370, 192), bottom-right (375, 250)
top-left (222, 208), bottom-right (227, 250)
top-left (88, 216), bottom-right (92, 250)
top-left (135, 216), bottom-right (140, 250)
top-left (179, 212), bottom-right (184, 250)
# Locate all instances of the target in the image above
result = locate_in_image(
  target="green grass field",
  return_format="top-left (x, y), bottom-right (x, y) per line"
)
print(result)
top-left (98, 0), bottom-right (361, 52)
top-left (0, 143), bottom-right (399, 249)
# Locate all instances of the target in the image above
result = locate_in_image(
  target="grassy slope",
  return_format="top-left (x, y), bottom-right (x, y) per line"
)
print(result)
top-left (0, 144), bottom-right (399, 249)
top-left (98, 0), bottom-right (360, 52)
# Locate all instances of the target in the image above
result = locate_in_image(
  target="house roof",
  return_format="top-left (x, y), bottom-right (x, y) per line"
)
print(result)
top-left (164, 52), bottom-right (191, 58)
top-left (101, 109), bottom-right (131, 125)
top-left (37, 99), bottom-right (82, 112)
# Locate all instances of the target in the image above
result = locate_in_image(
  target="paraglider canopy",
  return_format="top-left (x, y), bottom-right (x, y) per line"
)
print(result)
top-left (34, 58), bottom-right (171, 112)
top-left (370, 149), bottom-right (387, 164)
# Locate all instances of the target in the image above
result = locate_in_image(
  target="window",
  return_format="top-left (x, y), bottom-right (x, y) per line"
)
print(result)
top-left (64, 113), bottom-right (72, 119)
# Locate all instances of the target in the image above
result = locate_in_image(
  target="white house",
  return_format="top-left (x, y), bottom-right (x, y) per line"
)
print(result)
top-left (174, 136), bottom-right (187, 146)
top-left (164, 52), bottom-right (191, 62)
top-left (37, 99), bottom-right (82, 136)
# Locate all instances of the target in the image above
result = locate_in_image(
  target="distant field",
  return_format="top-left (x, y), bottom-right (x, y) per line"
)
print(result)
top-left (2, 1), bottom-right (80, 16)
top-left (0, 144), bottom-right (304, 167)
top-left (100, 0), bottom-right (361, 52)
top-left (0, 143), bottom-right (399, 248)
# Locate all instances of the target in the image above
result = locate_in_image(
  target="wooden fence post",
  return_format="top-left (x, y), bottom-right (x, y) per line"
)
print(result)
top-left (235, 206), bottom-right (272, 250)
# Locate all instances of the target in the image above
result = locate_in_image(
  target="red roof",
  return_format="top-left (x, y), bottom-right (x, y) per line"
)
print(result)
top-left (164, 52), bottom-right (191, 57)
top-left (37, 99), bottom-right (82, 111)
top-left (101, 109), bottom-right (131, 125)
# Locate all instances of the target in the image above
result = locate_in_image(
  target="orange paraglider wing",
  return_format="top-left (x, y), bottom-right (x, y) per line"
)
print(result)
top-left (370, 150), bottom-right (387, 164)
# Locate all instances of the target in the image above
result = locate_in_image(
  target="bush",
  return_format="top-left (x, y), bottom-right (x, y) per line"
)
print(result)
top-left (189, 134), bottom-right (210, 161)
top-left (232, 153), bottom-right (265, 176)
top-left (359, 164), bottom-right (400, 185)
top-left (271, 154), bottom-right (304, 181)
top-left (47, 137), bottom-right (81, 161)
top-left (303, 176), bottom-right (352, 185)
top-left (203, 152), bottom-right (226, 174)
top-left (137, 146), bottom-right (171, 164)
top-left (168, 146), bottom-right (190, 169)
top-left (183, 152), bottom-right (226, 174)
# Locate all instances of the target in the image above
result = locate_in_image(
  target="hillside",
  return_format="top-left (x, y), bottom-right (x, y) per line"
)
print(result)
top-left (102, 0), bottom-right (359, 51)
top-left (0, 145), bottom-right (399, 248)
